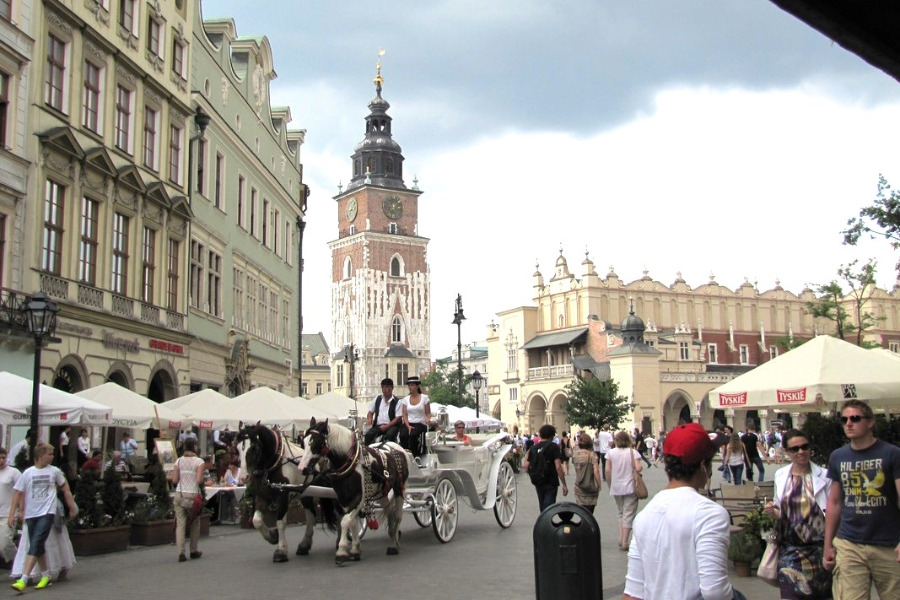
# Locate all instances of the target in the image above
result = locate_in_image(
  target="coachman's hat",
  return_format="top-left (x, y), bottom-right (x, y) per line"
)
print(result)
top-left (406, 376), bottom-right (421, 385)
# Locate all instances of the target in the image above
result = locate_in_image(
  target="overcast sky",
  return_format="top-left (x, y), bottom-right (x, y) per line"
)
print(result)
top-left (204, 0), bottom-right (900, 358)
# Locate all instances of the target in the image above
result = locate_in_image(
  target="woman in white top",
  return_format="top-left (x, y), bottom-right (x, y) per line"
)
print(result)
top-left (76, 430), bottom-right (90, 468)
top-left (170, 438), bottom-right (205, 562)
top-left (723, 434), bottom-right (749, 485)
top-left (399, 376), bottom-right (431, 459)
top-left (223, 460), bottom-right (243, 486)
top-left (605, 430), bottom-right (643, 551)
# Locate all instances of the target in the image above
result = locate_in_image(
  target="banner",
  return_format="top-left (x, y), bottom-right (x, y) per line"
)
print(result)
top-left (718, 392), bottom-right (747, 406)
top-left (776, 387), bottom-right (807, 403)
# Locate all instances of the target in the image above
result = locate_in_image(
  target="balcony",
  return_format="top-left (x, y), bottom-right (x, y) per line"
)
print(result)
top-left (39, 274), bottom-right (187, 333)
top-left (527, 364), bottom-right (573, 381)
top-left (0, 288), bottom-right (29, 334)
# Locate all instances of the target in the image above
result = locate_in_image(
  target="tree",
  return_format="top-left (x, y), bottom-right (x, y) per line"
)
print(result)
top-left (421, 359), bottom-right (475, 408)
top-left (838, 259), bottom-right (885, 347)
top-left (561, 375), bottom-right (631, 431)
top-left (805, 281), bottom-right (852, 340)
top-left (843, 174), bottom-right (900, 275)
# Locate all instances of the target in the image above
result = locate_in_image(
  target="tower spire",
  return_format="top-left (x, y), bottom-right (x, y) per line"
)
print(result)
top-left (374, 47), bottom-right (385, 95)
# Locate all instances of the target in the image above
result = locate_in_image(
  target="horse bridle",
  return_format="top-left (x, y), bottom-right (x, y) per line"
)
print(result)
top-left (305, 427), bottom-right (360, 479)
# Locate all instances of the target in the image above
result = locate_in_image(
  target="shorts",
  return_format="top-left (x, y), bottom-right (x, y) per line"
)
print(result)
top-left (25, 514), bottom-right (55, 558)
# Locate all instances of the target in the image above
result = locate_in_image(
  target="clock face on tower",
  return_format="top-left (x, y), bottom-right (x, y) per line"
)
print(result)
top-left (383, 195), bottom-right (403, 220)
top-left (345, 197), bottom-right (358, 222)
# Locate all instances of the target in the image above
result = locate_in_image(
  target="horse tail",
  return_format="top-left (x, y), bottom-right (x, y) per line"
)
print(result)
top-left (318, 496), bottom-right (341, 534)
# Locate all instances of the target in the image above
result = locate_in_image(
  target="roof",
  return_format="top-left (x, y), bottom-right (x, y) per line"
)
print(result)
top-left (572, 356), bottom-right (611, 379)
top-left (769, 0), bottom-right (900, 82)
top-left (301, 332), bottom-right (329, 356)
top-left (384, 345), bottom-right (415, 358)
top-left (521, 327), bottom-right (589, 350)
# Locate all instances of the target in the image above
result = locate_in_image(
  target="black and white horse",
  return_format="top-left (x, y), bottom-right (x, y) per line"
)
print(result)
top-left (299, 418), bottom-right (409, 565)
top-left (238, 423), bottom-right (340, 562)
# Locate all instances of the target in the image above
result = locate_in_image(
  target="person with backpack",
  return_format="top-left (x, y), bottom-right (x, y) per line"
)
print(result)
top-left (364, 378), bottom-right (402, 445)
top-left (523, 424), bottom-right (568, 513)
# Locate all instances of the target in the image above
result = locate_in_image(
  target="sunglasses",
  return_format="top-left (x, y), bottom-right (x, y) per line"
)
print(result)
top-left (839, 415), bottom-right (870, 424)
top-left (785, 443), bottom-right (810, 453)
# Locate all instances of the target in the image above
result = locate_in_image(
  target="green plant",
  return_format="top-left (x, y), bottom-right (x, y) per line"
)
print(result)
top-left (71, 470), bottom-right (103, 529)
top-left (728, 529), bottom-right (764, 563)
top-left (741, 506), bottom-right (777, 538)
top-left (145, 461), bottom-right (172, 518)
top-left (100, 462), bottom-right (128, 525)
top-left (131, 495), bottom-right (171, 523)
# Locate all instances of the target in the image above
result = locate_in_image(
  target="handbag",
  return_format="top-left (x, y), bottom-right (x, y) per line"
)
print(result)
top-left (757, 530), bottom-right (780, 586)
top-left (178, 492), bottom-right (199, 510)
top-left (575, 454), bottom-right (599, 495)
top-left (631, 452), bottom-right (648, 499)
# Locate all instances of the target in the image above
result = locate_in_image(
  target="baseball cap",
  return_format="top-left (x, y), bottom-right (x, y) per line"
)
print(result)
top-left (664, 423), bottom-right (716, 465)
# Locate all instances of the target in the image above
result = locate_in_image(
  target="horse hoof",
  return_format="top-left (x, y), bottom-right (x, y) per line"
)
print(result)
top-left (273, 551), bottom-right (289, 563)
top-left (386, 547), bottom-right (399, 556)
top-left (335, 555), bottom-right (350, 566)
top-left (296, 547), bottom-right (310, 556)
top-left (349, 552), bottom-right (361, 561)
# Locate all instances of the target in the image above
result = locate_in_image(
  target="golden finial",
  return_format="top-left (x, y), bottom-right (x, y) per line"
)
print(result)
top-left (374, 47), bottom-right (385, 93)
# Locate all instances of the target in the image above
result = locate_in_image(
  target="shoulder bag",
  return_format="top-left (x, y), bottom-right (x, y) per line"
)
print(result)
top-left (631, 451), bottom-right (648, 499)
top-left (757, 529), bottom-right (780, 586)
top-left (575, 452), bottom-right (599, 495)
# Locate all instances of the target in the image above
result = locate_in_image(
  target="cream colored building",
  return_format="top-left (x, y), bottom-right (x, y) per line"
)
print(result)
top-left (3, 0), bottom-right (198, 401)
top-left (300, 332), bottom-right (331, 398)
top-left (487, 250), bottom-right (900, 435)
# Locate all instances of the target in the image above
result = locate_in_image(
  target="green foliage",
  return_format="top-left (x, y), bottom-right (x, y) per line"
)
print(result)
top-left (805, 281), bottom-right (852, 340)
top-left (728, 529), bottom-right (765, 562)
top-left (801, 413), bottom-right (845, 466)
top-left (837, 259), bottom-right (885, 347)
top-left (843, 174), bottom-right (900, 275)
top-left (561, 375), bottom-right (631, 431)
top-left (132, 461), bottom-right (172, 522)
top-left (741, 506), bottom-right (777, 537)
top-left (774, 335), bottom-right (805, 353)
top-left (421, 359), bottom-right (475, 408)
top-left (71, 470), bottom-right (103, 529)
top-left (100, 463), bottom-right (128, 525)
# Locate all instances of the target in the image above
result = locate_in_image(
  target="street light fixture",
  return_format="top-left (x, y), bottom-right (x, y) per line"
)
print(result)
top-left (472, 370), bottom-right (483, 433)
top-left (451, 294), bottom-right (465, 407)
top-left (23, 292), bottom-right (59, 462)
top-left (186, 106), bottom-right (211, 197)
top-left (344, 344), bottom-right (359, 399)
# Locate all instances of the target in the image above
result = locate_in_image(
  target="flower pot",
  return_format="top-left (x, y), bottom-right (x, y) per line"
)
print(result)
top-left (130, 519), bottom-right (175, 546)
top-left (69, 525), bottom-right (131, 556)
top-left (199, 512), bottom-right (211, 537)
top-left (733, 561), bottom-right (752, 577)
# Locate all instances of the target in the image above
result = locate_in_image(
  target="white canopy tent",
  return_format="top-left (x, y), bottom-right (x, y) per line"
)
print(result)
top-left (709, 336), bottom-right (900, 410)
top-left (161, 388), bottom-right (234, 429)
top-left (431, 403), bottom-right (506, 430)
top-left (0, 371), bottom-right (113, 426)
top-left (76, 382), bottom-right (186, 430)
top-left (228, 387), bottom-right (340, 430)
top-left (305, 392), bottom-right (365, 420)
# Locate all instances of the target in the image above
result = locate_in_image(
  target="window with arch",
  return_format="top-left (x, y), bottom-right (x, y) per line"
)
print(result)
top-left (385, 158), bottom-right (394, 174)
top-left (367, 157), bottom-right (376, 174)
top-left (342, 255), bottom-right (352, 279)
top-left (391, 315), bottom-right (402, 343)
top-left (390, 255), bottom-right (404, 277)
top-left (354, 159), bottom-right (360, 176)
top-left (557, 313), bottom-right (565, 328)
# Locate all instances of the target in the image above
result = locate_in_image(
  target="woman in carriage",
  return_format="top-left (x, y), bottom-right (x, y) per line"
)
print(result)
top-left (399, 376), bottom-right (432, 460)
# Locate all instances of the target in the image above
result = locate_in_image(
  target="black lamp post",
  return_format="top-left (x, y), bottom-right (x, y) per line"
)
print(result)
top-left (23, 292), bottom-right (59, 462)
top-left (452, 294), bottom-right (465, 407)
top-left (186, 106), bottom-right (211, 197)
top-left (472, 370), bottom-right (483, 433)
top-left (344, 344), bottom-right (359, 399)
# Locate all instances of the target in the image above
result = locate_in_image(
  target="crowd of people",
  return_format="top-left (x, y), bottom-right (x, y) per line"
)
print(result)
top-left (521, 400), bottom-right (899, 600)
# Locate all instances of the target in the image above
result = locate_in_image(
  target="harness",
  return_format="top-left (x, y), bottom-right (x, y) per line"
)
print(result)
top-left (257, 429), bottom-right (303, 476)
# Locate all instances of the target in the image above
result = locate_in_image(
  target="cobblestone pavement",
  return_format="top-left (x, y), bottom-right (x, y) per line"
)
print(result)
top-left (7, 461), bottom-right (777, 599)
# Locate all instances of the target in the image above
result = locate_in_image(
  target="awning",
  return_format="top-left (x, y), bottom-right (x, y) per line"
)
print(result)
top-left (521, 327), bottom-right (588, 350)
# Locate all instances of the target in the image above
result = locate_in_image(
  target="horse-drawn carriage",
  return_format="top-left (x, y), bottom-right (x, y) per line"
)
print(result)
top-left (238, 408), bottom-right (517, 564)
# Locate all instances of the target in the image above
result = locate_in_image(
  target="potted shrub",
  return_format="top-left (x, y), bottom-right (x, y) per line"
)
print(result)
top-left (129, 462), bottom-right (175, 546)
top-left (728, 506), bottom-right (775, 576)
top-left (69, 463), bottom-right (131, 556)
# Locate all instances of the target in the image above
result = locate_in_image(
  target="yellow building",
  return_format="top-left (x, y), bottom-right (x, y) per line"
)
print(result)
top-left (486, 250), bottom-right (900, 435)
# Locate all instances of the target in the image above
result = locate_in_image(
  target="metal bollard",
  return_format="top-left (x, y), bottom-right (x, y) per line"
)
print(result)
top-left (533, 502), bottom-right (602, 600)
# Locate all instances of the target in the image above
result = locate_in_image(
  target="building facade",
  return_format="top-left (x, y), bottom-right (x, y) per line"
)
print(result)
top-left (487, 249), bottom-right (900, 435)
top-left (187, 3), bottom-right (306, 397)
top-left (329, 59), bottom-right (430, 401)
top-left (300, 332), bottom-right (331, 398)
top-left (1, 0), bottom-right (199, 400)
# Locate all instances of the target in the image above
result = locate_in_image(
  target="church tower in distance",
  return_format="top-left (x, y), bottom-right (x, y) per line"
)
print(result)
top-left (329, 51), bottom-right (431, 401)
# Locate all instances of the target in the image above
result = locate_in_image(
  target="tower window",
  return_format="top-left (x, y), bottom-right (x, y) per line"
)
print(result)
top-left (386, 158), bottom-right (394, 174)
top-left (390, 255), bottom-right (403, 277)
top-left (389, 223), bottom-right (398, 234)
top-left (342, 256), bottom-right (352, 279)
top-left (354, 159), bottom-right (360, 176)
top-left (391, 316), bottom-right (402, 343)
top-left (367, 157), bottom-right (376, 174)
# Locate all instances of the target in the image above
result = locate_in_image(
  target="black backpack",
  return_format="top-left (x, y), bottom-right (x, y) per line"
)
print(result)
top-left (527, 441), bottom-right (555, 486)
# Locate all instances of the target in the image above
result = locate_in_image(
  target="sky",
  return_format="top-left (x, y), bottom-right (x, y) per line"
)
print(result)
top-left (203, 0), bottom-right (900, 358)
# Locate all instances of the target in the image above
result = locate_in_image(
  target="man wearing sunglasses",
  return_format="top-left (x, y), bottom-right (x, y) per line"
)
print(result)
top-left (823, 399), bottom-right (900, 600)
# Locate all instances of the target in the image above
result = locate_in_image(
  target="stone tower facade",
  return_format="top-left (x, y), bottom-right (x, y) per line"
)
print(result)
top-left (329, 56), bottom-right (431, 401)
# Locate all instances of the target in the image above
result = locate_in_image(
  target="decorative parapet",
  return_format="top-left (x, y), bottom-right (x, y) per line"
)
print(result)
top-left (660, 372), bottom-right (735, 384)
top-left (527, 364), bottom-right (573, 381)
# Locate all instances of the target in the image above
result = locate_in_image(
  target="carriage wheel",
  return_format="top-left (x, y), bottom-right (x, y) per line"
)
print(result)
top-left (413, 504), bottom-right (433, 528)
top-left (493, 460), bottom-right (517, 528)
top-left (431, 478), bottom-right (458, 543)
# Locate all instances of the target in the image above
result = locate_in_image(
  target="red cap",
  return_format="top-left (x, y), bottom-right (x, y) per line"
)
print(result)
top-left (664, 423), bottom-right (715, 465)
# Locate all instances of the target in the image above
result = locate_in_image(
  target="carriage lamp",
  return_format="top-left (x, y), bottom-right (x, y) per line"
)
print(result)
top-left (472, 370), bottom-right (483, 432)
top-left (23, 292), bottom-right (59, 461)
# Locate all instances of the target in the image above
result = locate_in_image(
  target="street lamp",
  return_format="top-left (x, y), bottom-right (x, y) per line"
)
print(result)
top-left (23, 292), bottom-right (59, 462)
top-left (472, 370), bottom-right (483, 433)
top-left (451, 294), bottom-right (465, 407)
top-left (344, 344), bottom-right (359, 399)
top-left (186, 106), bottom-right (211, 197)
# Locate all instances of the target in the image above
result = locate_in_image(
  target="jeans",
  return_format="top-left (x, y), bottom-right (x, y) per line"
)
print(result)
top-left (534, 485), bottom-right (558, 513)
top-left (747, 457), bottom-right (765, 482)
top-left (25, 514), bottom-right (55, 558)
top-left (729, 464), bottom-right (744, 485)
top-left (596, 452), bottom-right (607, 480)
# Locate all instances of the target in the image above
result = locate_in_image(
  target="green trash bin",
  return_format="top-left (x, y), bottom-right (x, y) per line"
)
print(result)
top-left (533, 502), bottom-right (602, 599)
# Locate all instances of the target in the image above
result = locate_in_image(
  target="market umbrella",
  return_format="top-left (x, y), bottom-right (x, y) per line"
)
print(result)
top-left (0, 372), bottom-right (113, 426)
top-left (76, 382), bottom-right (186, 430)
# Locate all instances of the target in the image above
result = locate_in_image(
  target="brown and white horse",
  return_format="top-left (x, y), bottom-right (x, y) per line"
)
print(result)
top-left (238, 423), bottom-right (340, 562)
top-left (299, 418), bottom-right (409, 565)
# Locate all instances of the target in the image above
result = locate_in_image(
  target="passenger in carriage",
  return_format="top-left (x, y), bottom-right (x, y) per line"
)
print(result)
top-left (399, 376), bottom-right (431, 460)
top-left (364, 378), bottom-right (403, 446)
top-left (451, 421), bottom-right (472, 446)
